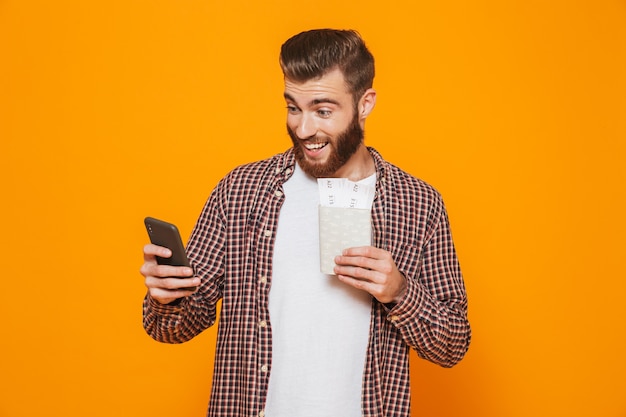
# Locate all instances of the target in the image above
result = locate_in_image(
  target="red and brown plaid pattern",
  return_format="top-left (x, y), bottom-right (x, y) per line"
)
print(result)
top-left (143, 147), bottom-right (471, 417)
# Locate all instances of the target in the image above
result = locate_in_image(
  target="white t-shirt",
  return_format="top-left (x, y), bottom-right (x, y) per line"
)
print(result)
top-left (264, 163), bottom-right (374, 417)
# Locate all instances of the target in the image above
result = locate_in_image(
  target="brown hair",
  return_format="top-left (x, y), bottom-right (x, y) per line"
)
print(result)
top-left (279, 29), bottom-right (375, 103)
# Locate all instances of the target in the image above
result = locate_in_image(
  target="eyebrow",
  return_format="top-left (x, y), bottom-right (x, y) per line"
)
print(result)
top-left (283, 93), bottom-right (341, 108)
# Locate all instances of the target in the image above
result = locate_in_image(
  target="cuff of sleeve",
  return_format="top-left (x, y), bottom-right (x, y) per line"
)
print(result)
top-left (386, 274), bottom-right (428, 326)
top-left (147, 294), bottom-right (187, 315)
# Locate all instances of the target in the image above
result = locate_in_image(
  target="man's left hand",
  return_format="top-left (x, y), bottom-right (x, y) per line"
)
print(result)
top-left (334, 246), bottom-right (407, 304)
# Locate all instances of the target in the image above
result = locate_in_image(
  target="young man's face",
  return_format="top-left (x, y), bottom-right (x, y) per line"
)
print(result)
top-left (284, 68), bottom-right (365, 178)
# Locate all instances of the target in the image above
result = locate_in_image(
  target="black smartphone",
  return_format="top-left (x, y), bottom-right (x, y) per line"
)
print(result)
top-left (144, 217), bottom-right (194, 289)
top-left (144, 217), bottom-right (191, 267)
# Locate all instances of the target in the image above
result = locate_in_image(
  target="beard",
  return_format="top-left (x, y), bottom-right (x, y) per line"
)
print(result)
top-left (287, 113), bottom-right (364, 178)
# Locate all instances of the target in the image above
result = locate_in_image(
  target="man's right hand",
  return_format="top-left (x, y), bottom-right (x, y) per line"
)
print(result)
top-left (140, 244), bottom-right (199, 305)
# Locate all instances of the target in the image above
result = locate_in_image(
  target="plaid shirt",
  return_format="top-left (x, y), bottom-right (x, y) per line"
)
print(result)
top-left (143, 147), bottom-right (470, 417)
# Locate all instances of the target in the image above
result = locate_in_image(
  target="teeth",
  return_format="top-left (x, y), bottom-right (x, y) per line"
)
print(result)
top-left (305, 142), bottom-right (327, 150)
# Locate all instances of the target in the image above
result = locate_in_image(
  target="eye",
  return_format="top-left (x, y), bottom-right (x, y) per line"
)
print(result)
top-left (286, 105), bottom-right (300, 114)
top-left (317, 109), bottom-right (332, 118)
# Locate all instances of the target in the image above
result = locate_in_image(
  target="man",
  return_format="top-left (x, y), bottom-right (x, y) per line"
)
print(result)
top-left (141, 29), bottom-right (470, 417)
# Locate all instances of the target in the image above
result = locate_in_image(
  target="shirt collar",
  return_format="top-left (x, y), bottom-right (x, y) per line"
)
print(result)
top-left (273, 148), bottom-right (297, 183)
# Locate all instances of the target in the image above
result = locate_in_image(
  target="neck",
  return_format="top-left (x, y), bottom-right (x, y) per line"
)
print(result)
top-left (332, 145), bottom-right (375, 181)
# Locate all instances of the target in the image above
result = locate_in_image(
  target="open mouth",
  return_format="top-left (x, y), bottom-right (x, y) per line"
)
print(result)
top-left (304, 142), bottom-right (329, 153)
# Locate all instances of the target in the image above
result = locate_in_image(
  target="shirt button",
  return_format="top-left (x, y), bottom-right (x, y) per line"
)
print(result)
top-left (259, 411), bottom-right (265, 417)
top-left (259, 320), bottom-right (267, 328)
top-left (264, 230), bottom-right (272, 237)
top-left (275, 167), bottom-right (282, 174)
top-left (261, 364), bottom-right (268, 372)
top-left (260, 276), bottom-right (267, 284)
top-left (389, 315), bottom-right (400, 322)
top-left (274, 190), bottom-right (283, 197)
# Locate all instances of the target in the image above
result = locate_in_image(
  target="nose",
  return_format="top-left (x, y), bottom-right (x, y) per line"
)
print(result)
top-left (295, 112), bottom-right (317, 140)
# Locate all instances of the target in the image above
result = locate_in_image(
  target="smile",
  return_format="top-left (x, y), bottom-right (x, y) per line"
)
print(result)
top-left (304, 142), bottom-right (328, 151)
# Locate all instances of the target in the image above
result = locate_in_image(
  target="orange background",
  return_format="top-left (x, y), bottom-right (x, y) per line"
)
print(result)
top-left (1, 1), bottom-right (625, 416)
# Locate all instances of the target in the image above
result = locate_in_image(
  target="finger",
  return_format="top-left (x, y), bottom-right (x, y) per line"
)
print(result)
top-left (156, 264), bottom-right (194, 278)
top-left (335, 273), bottom-right (381, 295)
top-left (334, 253), bottom-right (380, 272)
top-left (143, 243), bottom-right (172, 261)
top-left (140, 262), bottom-right (194, 279)
top-left (145, 275), bottom-right (200, 291)
top-left (333, 264), bottom-right (379, 283)
top-left (148, 285), bottom-right (197, 305)
top-left (335, 273), bottom-right (398, 304)
top-left (341, 246), bottom-right (385, 259)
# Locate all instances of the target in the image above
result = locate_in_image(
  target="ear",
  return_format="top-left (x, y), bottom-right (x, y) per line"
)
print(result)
top-left (358, 88), bottom-right (377, 122)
